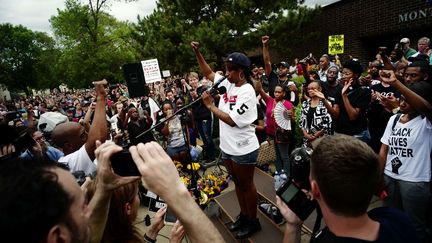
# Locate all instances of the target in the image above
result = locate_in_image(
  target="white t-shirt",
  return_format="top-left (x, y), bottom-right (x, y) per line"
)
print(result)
top-left (381, 114), bottom-right (432, 182)
top-left (142, 97), bottom-right (160, 126)
top-left (216, 73), bottom-right (259, 156)
top-left (58, 145), bottom-right (96, 175)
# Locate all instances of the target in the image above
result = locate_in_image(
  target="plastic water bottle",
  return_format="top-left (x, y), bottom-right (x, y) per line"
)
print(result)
top-left (279, 169), bottom-right (288, 184)
top-left (274, 171), bottom-right (282, 191)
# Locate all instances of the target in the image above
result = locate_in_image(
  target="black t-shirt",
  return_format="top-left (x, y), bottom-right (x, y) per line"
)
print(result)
top-left (128, 119), bottom-right (155, 145)
top-left (268, 71), bottom-right (299, 106)
top-left (368, 83), bottom-right (401, 134)
top-left (189, 86), bottom-right (212, 121)
top-left (314, 207), bottom-right (420, 243)
top-left (140, 98), bottom-right (151, 115)
top-left (320, 81), bottom-right (343, 106)
top-left (334, 85), bottom-right (371, 135)
top-left (253, 104), bottom-right (266, 144)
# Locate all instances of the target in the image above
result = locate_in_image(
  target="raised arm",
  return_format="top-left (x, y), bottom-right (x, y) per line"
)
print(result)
top-left (255, 78), bottom-right (269, 102)
top-left (262, 36), bottom-right (272, 76)
top-left (313, 89), bottom-right (340, 119)
top-left (85, 80), bottom-right (108, 160)
top-left (380, 70), bottom-right (432, 121)
top-left (341, 79), bottom-right (361, 121)
top-left (191, 42), bottom-right (216, 82)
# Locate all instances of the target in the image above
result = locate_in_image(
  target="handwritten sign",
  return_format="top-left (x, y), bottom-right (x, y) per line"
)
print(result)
top-left (141, 59), bottom-right (162, 83)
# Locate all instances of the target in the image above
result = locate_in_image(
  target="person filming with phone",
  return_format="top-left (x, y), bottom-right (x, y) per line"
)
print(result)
top-left (276, 135), bottom-right (419, 243)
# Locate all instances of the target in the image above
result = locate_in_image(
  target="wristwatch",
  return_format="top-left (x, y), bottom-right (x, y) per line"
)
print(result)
top-left (392, 107), bottom-right (400, 114)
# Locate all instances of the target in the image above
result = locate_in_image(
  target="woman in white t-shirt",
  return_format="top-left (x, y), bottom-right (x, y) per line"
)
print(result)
top-left (379, 70), bottom-right (432, 242)
top-left (191, 42), bottom-right (260, 239)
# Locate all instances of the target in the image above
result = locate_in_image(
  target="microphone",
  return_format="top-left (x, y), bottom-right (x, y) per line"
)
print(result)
top-left (216, 86), bottom-right (227, 95)
top-left (208, 76), bottom-right (226, 94)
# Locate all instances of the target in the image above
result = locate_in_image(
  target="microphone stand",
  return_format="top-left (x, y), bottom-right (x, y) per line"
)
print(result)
top-left (134, 85), bottom-right (226, 204)
top-left (135, 86), bottom-right (225, 140)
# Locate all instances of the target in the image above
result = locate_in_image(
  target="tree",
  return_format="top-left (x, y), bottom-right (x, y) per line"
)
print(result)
top-left (0, 23), bottom-right (59, 94)
top-left (133, 0), bottom-right (320, 74)
top-left (50, 0), bottom-right (139, 88)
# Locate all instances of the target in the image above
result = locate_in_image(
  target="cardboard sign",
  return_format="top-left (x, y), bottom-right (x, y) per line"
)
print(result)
top-left (328, 35), bottom-right (344, 54)
top-left (141, 59), bottom-right (162, 83)
top-left (162, 70), bottom-right (171, 78)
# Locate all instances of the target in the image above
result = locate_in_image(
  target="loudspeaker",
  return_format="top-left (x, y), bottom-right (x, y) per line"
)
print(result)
top-left (122, 63), bottom-right (149, 98)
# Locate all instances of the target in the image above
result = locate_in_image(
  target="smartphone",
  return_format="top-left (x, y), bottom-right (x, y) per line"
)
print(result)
top-left (110, 150), bottom-right (141, 176)
top-left (164, 207), bottom-right (177, 226)
top-left (276, 180), bottom-right (317, 221)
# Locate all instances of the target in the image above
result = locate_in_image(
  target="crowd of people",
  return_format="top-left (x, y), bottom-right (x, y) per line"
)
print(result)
top-left (0, 35), bottom-right (431, 243)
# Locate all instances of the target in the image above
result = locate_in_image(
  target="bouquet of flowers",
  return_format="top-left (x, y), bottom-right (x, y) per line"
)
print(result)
top-left (174, 161), bottom-right (230, 206)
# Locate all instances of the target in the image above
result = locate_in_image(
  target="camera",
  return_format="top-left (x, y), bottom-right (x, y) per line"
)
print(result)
top-left (110, 149), bottom-right (140, 176)
top-left (290, 147), bottom-right (313, 190)
top-left (0, 124), bottom-right (36, 155)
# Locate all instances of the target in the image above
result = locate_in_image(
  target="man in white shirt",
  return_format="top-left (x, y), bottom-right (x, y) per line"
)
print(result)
top-left (52, 80), bottom-right (109, 175)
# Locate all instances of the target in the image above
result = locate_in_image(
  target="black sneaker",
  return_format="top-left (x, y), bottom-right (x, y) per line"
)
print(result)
top-left (200, 159), bottom-right (216, 169)
top-left (228, 213), bottom-right (247, 232)
top-left (235, 218), bottom-right (261, 239)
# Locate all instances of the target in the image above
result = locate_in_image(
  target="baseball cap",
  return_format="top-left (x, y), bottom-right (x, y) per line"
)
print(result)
top-left (226, 52), bottom-right (251, 68)
top-left (400, 38), bottom-right (410, 44)
top-left (277, 61), bottom-right (289, 68)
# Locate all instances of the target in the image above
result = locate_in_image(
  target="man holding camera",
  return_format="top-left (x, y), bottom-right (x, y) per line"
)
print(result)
top-left (277, 135), bottom-right (418, 243)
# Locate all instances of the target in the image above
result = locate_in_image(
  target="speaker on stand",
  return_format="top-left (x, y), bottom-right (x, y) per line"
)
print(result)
top-left (122, 63), bottom-right (149, 98)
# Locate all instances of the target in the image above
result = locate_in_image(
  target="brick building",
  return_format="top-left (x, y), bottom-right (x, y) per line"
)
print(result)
top-left (289, 0), bottom-right (432, 64)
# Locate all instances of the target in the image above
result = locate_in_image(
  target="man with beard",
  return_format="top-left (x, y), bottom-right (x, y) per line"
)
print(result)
top-left (262, 36), bottom-right (299, 106)
top-left (20, 129), bottom-right (64, 161)
top-left (320, 65), bottom-right (342, 106)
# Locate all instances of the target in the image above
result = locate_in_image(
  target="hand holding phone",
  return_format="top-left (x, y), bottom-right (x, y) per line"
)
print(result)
top-left (146, 207), bottom-right (166, 239)
top-left (276, 180), bottom-right (316, 221)
top-left (164, 206), bottom-right (177, 226)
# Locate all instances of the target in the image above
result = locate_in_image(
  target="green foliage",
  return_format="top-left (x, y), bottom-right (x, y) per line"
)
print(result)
top-left (0, 23), bottom-right (59, 94)
top-left (2, 0), bottom-right (320, 91)
top-left (292, 75), bottom-right (305, 147)
top-left (133, 0), bottom-right (320, 74)
top-left (50, 0), bottom-right (139, 88)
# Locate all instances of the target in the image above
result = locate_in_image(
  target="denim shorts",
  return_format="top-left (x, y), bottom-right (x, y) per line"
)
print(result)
top-left (221, 149), bottom-right (259, 165)
top-left (167, 144), bottom-right (188, 157)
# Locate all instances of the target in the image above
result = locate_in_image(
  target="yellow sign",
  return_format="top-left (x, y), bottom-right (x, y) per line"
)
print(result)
top-left (328, 35), bottom-right (344, 54)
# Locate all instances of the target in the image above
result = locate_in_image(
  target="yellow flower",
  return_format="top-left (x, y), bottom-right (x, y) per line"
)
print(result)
top-left (186, 163), bottom-right (201, 171)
